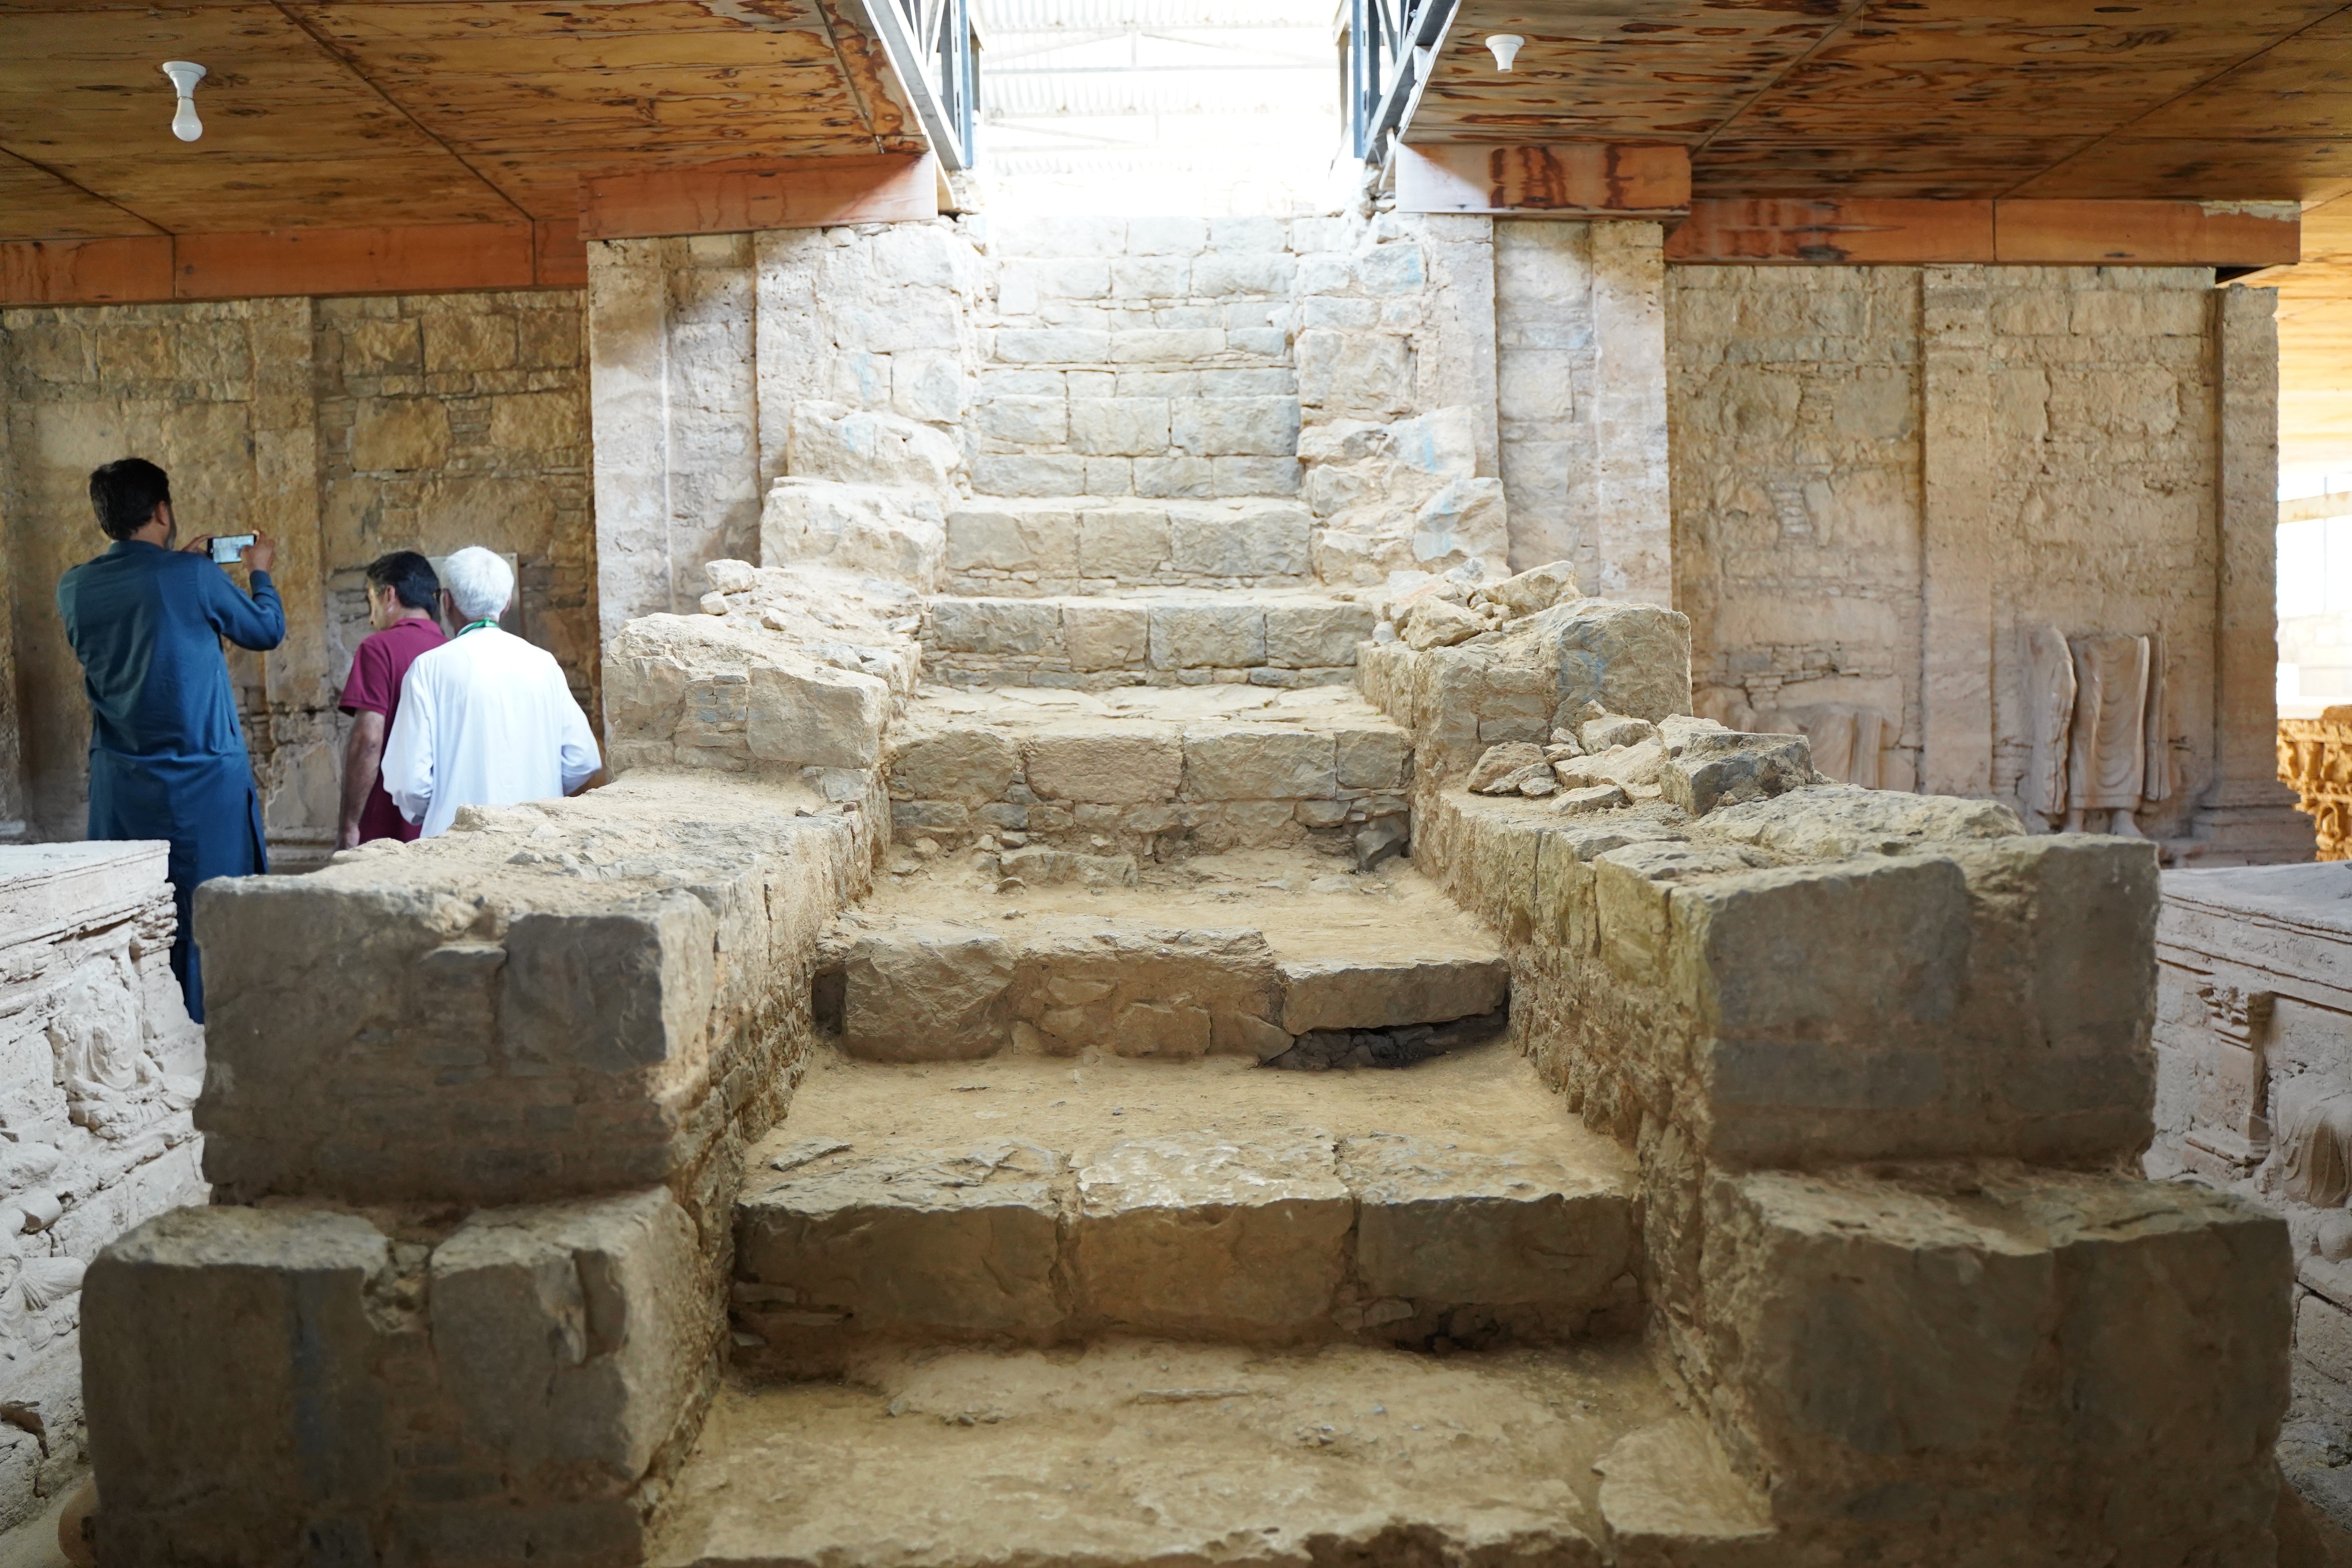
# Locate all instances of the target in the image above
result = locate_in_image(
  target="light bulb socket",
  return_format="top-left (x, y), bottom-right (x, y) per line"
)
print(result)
top-left (161, 60), bottom-right (205, 142)
top-left (1485, 34), bottom-right (1526, 72)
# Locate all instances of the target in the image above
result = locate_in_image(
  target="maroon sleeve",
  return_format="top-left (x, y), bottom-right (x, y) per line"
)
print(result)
top-left (339, 633), bottom-right (394, 717)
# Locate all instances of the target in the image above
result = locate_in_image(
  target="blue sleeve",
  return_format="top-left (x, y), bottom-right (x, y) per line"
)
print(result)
top-left (205, 567), bottom-right (286, 652)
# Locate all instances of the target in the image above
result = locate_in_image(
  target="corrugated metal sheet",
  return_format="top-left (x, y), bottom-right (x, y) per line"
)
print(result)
top-left (978, 0), bottom-right (1329, 31)
top-left (986, 72), bottom-right (1323, 117)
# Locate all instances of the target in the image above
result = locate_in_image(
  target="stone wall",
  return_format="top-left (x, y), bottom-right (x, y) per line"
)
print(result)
top-left (1359, 588), bottom-right (2293, 1563)
top-left (0, 292), bottom-right (597, 860)
top-left (1668, 265), bottom-right (2303, 856)
top-left (0, 842), bottom-right (206, 1535)
top-left (2149, 861), bottom-right (2352, 1530)
top-left (589, 221), bottom-right (987, 641)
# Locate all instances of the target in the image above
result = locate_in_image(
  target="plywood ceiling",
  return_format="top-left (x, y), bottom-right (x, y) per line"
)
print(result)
top-left (0, 1), bottom-right (925, 238)
top-left (1414, 1), bottom-right (2352, 204)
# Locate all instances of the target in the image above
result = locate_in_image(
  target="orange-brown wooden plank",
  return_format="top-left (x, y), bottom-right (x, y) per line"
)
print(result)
top-left (0, 235), bottom-right (172, 304)
top-left (534, 219), bottom-right (587, 288)
top-left (171, 223), bottom-right (537, 299)
top-left (1393, 142), bottom-right (1690, 216)
top-left (1666, 199), bottom-right (1995, 263)
top-left (578, 152), bottom-right (935, 239)
top-left (1993, 200), bottom-right (2301, 265)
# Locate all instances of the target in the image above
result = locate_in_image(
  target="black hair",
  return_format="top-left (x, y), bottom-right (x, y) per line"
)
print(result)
top-left (88, 458), bottom-right (171, 541)
top-left (364, 550), bottom-right (441, 613)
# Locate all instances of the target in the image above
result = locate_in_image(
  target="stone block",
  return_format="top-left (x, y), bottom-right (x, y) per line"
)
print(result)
top-left (1077, 506), bottom-right (1170, 581)
top-left (430, 1188), bottom-right (706, 1484)
top-left (969, 395), bottom-right (1066, 447)
top-left (1072, 1132), bottom-right (1350, 1338)
top-left (737, 1144), bottom-right (1064, 1339)
top-left (1025, 725), bottom-right (1184, 803)
top-left (788, 401), bottom-right (960, 493)
top-left (837, 922), bottom-right (1014, 1061)
top-left (501, 895), bottom-right (717, 1076)
top-left (85, 1206), bottom-right (395, 1561)
top-left (1192, 253), bottom-right (1297, 296)
top-left (489, 390), bottom-right (584, 453)
top-left (424, 310), bottom-right (517, 371)
top-left (1662, 732), bottom-right (1815, 816)
top-left (1110, 257), bottom-right (1190, 298)
top-left (1704, 1167), bottom-right (2290, 1546)
top-left (927, 598), bottom-right (1062, 657)
top-left (1150, 604), bottom-right (1266, 669)
top-left (761, 478), bottom-right (943, 589)
top-left (888, 727), bottom-right (1022, 802)
top-left (746, 660), bottom-right (890, 769)
top-left (1297, 330), bottom-right (1413, 418)
top-left (1279, 955), bottom-right (1506, 1033)
top-left (1407, 600), bottom-right (1692, 768)
top-left (1063, 603), bottom-right (1152, 670)
top-left (1009, 925), bottom-right (1283, 1059)
top-left (995, 328), bottom-right (1111, 364)
top-left (1266, 601), bottom-right (1374, 667)
top-left (1135, 456), bottom-right (1213, 497)
top-left (1184, 727), bottom-right (1335, 800)
top-left (944, 506), bottom-right (1079, 577)
top-left (1171, 396), bottom-right (1301, 457)
top-left (1342, 1134), bottom-right (1632, 1308)
top-left (349, 397), bottom-right (450, 472)
top-left (1112, 329), bottom-right (1225, 364)
top-left (1170, 507), bottom-right (1309, 578)
top-left (1335, 725), bottom-right (1411, 789)
top-left (1213, 456), bottom-right (1301, 497)
top-left (1069, 397), bottom-right (1170, 456)
top-left (969, 453), bottom-right (1088, 497)
top-left (1125, 217), bottom-right (1208, 255)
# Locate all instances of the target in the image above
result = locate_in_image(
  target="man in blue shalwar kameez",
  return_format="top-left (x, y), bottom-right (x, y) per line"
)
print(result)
top-left (57, 459), bottom-right (284, 1022)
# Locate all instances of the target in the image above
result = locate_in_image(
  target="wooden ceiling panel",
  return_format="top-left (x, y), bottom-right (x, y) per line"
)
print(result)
top-left (1692, 136), bottom-right (2092, 199)
top-left (0, 149), bottom-right (158, 237)
top-left (50, 152), bottom-right (522, 230)
top-left (1408, 2), bottom-right (1855, 144)
top-left (284, 1), bottom-right (840, 44)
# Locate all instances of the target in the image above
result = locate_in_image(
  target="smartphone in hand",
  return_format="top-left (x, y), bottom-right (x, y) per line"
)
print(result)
top-left (209, 534), bottom-right (257, 565)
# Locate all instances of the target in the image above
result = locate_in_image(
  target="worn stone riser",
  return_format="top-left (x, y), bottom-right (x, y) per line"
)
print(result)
top-left (941, 570), bottom-right (1318, 597)
top-left (729, 1244), bottom-right (1638, 1382)
top-left (889, 795), bottom-right (1406, 859)
top-left (925, 663), bottom-right (1359, 692)
top-left (926, 595), bottom-right (1372, 673)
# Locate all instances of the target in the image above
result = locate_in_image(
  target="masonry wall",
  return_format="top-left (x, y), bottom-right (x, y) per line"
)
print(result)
top-left (0, 842), bottom-right (207, 1534)
top-left (1668, 265), bottom-right (2290, 844)
top-left (0, 291), bottom-right (596, 860)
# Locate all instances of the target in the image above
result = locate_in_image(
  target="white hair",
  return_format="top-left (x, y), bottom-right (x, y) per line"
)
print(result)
top-left (441, 547), bottom-right (513, 622)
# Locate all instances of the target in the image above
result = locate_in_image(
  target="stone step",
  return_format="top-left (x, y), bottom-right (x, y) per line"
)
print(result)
top-left (833, 848), bottom-right (1507, 1061)
top-left (728, 1043), bottom-right (1637, 1373)
top-left (943, 495), bottom-right (1317, 592)
top-left (886, 682), bottom-right (1411, 859)
top-left (652, 1333), bottom-right (1673, 1568)
top-left (654, 1341), bottom-right (1671, 1567)
top-left (924, 589), bottom-right (1374, 688)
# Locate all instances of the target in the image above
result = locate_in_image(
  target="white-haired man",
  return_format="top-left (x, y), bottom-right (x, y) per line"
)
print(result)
top-left (381, 546), bottom-right (599, 837)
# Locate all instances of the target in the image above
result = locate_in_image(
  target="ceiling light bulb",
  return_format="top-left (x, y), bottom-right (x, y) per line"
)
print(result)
top-left (160, 60), bottom-right (206, 142)
top-left (1486, 34), bottom-right (1525, 72)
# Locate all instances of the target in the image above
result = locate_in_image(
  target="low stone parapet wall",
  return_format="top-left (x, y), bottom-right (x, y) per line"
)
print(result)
top-left (0, 843), bottom-right (207, 1535)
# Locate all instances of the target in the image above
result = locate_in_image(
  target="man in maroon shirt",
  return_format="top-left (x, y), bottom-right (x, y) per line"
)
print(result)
top-left (336, 552), bottom-right (446, 849)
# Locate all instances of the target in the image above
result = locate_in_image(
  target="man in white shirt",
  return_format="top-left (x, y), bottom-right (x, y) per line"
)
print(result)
top-left (381, 546), bottom-right (600, 838)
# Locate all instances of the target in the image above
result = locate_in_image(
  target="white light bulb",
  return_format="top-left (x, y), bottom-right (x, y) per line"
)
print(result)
top-left (1486, 34), bottom-right (1525, 72)
top-left (160, 61), bottom-right (206, 143)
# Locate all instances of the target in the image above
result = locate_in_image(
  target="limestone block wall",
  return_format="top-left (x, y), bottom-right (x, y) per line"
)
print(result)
top-left (0, 843), bottom-right (205, 1535)
top-left (589, 220), bottom-right (988, 642)
top-left (0, 291), bottom-right (597, 860)
top-left (2149, 862), bottom-right (2352, 1529)
top-left (1364, 598), bottom-right (2292, 1562)
top-left (1668, 265), bottom-right (2298, 853)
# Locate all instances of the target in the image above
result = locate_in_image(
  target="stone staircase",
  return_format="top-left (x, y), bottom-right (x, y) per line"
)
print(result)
top-left (637, 216), bottom-right (1740, 1565)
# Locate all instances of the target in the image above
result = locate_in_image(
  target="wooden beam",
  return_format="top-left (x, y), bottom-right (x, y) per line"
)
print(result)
top-left (1665, 200), bottom-right (1994, 264)
top-left (577, 153), bottom-right (938, 241)
top-left (1993, 200), bottom-right (2299, 267)
top-left (1668, 198), bottom-right (2301, 266)
top-left (0, 236), bottom-right (173, 305)
top-left (533, 220), bottom-right (587, 289)
top-left (172, 223), bottom-right (537, 299)
top-left (1393, 143), bottom-right (1690, 218)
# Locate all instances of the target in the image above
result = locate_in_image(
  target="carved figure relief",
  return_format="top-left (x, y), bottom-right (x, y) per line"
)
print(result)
top-left (2279, 707), bottom-right (2352, 860)
top-left (1697, 690), bottom-right (1893, 789)
top-left (2270, 1076), bottom-right (2352, 1209)
top-left (2185, 983), bottom-right (2272, 1178)
top-left (2021, 625), bottom-right (2171, 835)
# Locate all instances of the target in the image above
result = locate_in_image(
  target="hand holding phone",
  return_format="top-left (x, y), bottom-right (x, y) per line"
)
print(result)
top-left (209, 534), bottom-right (256, 565)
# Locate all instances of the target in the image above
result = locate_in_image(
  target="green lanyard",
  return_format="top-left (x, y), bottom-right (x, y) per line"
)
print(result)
top-left (456, 619), bottom-right (499, 636)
